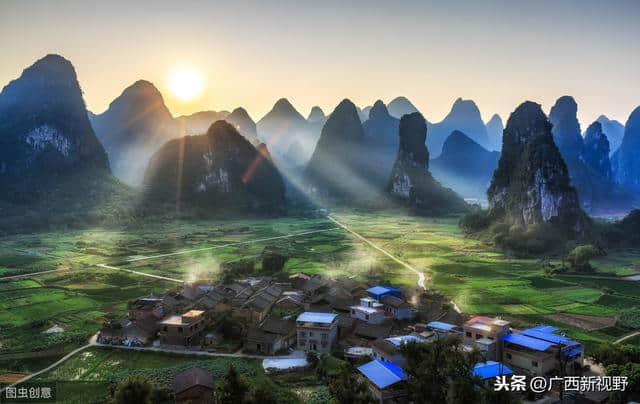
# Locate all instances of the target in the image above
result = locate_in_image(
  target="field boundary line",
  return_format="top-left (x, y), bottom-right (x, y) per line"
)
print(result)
top-left (96, 264), bottom-right (184, 283)
top-left (126, 227), bottom-right (339, 262)
top-left (0, 269), bottom-right (68, 282)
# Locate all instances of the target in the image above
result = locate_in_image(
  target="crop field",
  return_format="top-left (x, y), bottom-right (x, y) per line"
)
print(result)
top-left (31, 347), bottom-right (260, 403)
top-left (0, 269), bottom-right (176, 355)
top-left (1, 210), bottom-right (639, 366)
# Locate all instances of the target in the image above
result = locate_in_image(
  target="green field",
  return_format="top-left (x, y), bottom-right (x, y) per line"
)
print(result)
top-left (30, 347), bottom-right (261, 403)
top-left (1, 210), bottom-right (639, 384)
top-left (0, 269), bottom-right (176, 354)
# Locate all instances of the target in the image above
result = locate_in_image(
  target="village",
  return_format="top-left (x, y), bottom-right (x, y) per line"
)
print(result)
top-left (97, 272), bottom-right (598, 404)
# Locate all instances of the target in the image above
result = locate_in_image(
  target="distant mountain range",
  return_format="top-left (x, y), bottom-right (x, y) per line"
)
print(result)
top-left (595, 115), bottom-right (625, 156)
top-left (430, 131), bottom-right (500, 200)
top-left (387, 96), bottom-right (419, 119)
top-left (256, 98), bottom-right (320, 167)
top-left (427, 98), bottom-right (490, 156)
top-left (91, 82), bottom-right (257, 185)
top-left (485, 114), bottom-right (504, 152)
top-left (2, 54), bottom-right (639, 221)
top-left (549, 96), bottom-right (635, 214)
top-left (612, 106), bottom-right (640, 192)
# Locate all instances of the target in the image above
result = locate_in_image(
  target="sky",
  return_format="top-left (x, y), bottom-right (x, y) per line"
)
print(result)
top-left (1, 0), bottom-right (638, 127)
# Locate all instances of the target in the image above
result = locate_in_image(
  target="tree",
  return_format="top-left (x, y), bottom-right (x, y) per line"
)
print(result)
top-left (245, 380), bottom-right (282, 404)
top-left (261, 247), bottom-right (288, 273)
top-left (566, 245), bottom-right (599, 272)
top-left (446, 376), bottom-right (481, 404)
top-left (113, 377), bottom-right (154, 404)
top-left (591, 343), bottom-right (640, 367)
top-left (400, 337), bottom-right (484, 404)
top-left (481, 388), bottom-right (521, 404)
top-left (215, 364), bottom-right (249, 404)
top-left (607, 362), bottom-right (640, 404)
top-left (307, 351), bottom-right (319, 369)
top-left (328, 363), bottom-right (374, 404)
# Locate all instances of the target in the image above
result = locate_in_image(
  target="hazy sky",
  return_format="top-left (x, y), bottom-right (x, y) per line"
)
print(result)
top-left (1, 0), bottom-right (638, 127)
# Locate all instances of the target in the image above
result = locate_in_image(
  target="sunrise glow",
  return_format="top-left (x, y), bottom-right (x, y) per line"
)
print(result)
top-left (168, 67), bottom-right (203, 101)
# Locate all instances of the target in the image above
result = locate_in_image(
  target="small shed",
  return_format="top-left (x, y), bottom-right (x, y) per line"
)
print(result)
top-left (357, 360), bottom-right (408, 403)
top-left (172, 367), bottom-right (213, 404)
top-left (472, 361), bottom-right (513, 380)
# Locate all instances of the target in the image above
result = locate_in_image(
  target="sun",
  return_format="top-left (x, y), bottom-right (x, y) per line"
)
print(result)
top-left (168, 67), bottom-right (203, 101)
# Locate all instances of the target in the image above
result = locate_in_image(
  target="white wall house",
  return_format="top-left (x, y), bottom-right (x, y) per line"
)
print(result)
top-left (350, 297), bottom-right (385, 325)
top-left (296, 312), bottom-right (338, 353)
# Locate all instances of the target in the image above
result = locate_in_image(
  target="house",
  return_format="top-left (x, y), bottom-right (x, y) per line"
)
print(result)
top-left (371, 335), bottom-right (425, 367)
top-left (240, 283), bottom-right (282, 323)
top-left (159, 310), bottom-right (208, 346)
top-left (173, 367), bottom-right (213, 404)
top-left (426, 321), bottom-right (463, 339)
top-left (181, 283), bottom-right (206, 301)
top-left (463, 316), bottom-right (511, 361)
top-left (121, 317), bottom-right (158, 346)
top-left (336, 314), bottom-right (356, 338)
top-left (380, 295), bottom-right (414, 320)
top-left (351, 297), bottom-right (385, 324)
top-left (296, 312), bottom-right (338, 353)
top-left (188, 293), bottom-right (226, 316)
top-left (472, 361), bottom-right (513, 386)
top-left (367, 286), bottom-right (402, 301)
top-left (245, 318), bottom-right (296, 355)
top-left (162, 291), bottom-right (192, 313)
top-left (272, 293), bottom-right (305, 316)
top-left (289, 272), bottom-right (312, 289)
top-left (357, 360), bottom-right (408, 404)
top-left (231, 285), bottom-right (255, 307)
top-left (354, 323), bottom-right (392, 340)
top-left (502, 325), bottom-right (583, 376)
top-left (300, 275), bottom-right (328, 297)
top-left (128, 297), bottom-right (164, 321)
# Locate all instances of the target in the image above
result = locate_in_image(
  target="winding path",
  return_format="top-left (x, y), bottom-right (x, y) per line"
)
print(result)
top-left (614, 331), bottom-right (640, 345)
top-left (0, 333), bottom-right (282, 392)
top-left (327, 215), bottom-right (427, 290)
top-left (0, 343), bottom-right (92, 393)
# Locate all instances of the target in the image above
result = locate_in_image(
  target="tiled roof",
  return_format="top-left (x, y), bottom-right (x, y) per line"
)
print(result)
top-left (172, 367), bottom-right (213, 394)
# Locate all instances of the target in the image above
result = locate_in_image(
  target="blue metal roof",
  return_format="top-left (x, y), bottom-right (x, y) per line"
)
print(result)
top-left (565, 346), bottom-right (583, 358)
top-left (503, 333), bottom-right (554, 351)
top-left (473, 361), bottom-right (513, 380)
top-left (529, 325), bottom-right (558, 333)
top-left (427, 321), bottom-right (459, 332)
top-left (358, 360), bottom-right (407, 389)
top-left (521, 329), bottom-right (579, 347)
top-left (296, 312), bottom-right (337, 324)
top-left (367, 286), bottom-right (401, 297)
top-left (386, 335), bottom-right (425, 347)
